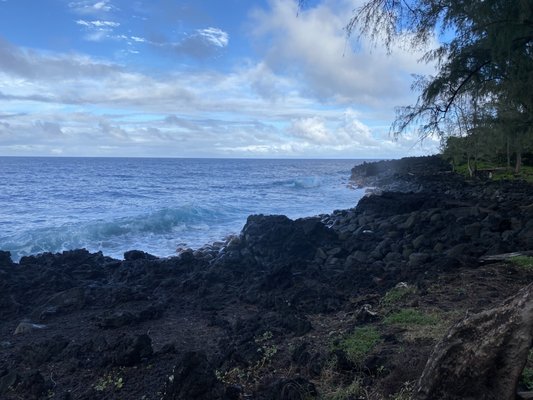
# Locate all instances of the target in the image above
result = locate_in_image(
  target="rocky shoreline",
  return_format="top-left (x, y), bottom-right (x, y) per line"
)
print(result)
top-left (1, 155), bottom-right (532, 399)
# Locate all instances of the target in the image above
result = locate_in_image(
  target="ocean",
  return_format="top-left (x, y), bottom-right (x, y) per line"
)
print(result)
top-left (0, 157), bottom-right (369, 261)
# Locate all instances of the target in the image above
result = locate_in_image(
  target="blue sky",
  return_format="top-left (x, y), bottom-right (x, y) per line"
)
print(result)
top-left (0, 0), bottom-right (440, 158)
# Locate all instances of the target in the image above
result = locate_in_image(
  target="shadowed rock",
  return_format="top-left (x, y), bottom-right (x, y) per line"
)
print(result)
top-left (415, 283), bottom-right (533, 400)
top-left (238, 215), bottom-right (336, 266)
top-left (162, 351), bottom-right (227, 400)
top-left (258, 377), bottom-right (317, 400)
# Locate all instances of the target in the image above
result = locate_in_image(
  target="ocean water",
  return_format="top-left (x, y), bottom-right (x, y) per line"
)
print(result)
top-left (0, 157), bottom-right (368, 261)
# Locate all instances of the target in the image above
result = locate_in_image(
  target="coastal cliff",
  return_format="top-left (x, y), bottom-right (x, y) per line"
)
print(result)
top-left (1, 156), bottom-right (532, 399)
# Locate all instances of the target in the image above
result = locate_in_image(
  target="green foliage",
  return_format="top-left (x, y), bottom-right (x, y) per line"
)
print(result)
top-left (384, 309), bottom-right (438, 326)
top-left (520, 350), bottom-right (533, 390)
top-left (521, 367), bottom-right (533, 390)
top-left (215, 331), bottom-right (278, 387)
top-left (511, 256), bottom-right (533, 270)
top-left (442, 133), bottom-right (533, 177)
top-left (254, 330), bottom-right (278, 369)
top-left (255, 330), bottom-right (274, 343)
top-left (94, 374), bottom-right (124, 391)
top-left (350, 0), bottom-right (533, 168)
top-left (336, 326), bottom-right (381, 366)
top-left (382, 285), bottom-right (416, 306)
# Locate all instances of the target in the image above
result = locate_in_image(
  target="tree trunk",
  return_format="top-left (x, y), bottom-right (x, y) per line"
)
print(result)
top-left (467, 156), bottom-right (474, 177)
top-left (415, 283), bottom-right (533, 400)
top-left (516, 150), bottom-right (522, 174)
top-left (507, 136), bottom-right (511, 170)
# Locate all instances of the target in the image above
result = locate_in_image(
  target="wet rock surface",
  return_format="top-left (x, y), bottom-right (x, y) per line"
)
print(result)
top-left (0, 155), bottom-right (532, 399)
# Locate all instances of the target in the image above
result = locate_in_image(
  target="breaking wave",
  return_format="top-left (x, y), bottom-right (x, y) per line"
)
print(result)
top-left (2, 205), bottom-right (235, 261)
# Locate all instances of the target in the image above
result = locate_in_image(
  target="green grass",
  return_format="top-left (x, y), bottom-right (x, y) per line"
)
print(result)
top-left (382, 285), bottom-right (416, 306)
top-left (336, 326), bottom-right (381, 366)
top-left (510, 255), bottom-right (533, 270)
top-left (454, 163), bottom-right (533, 183)
top-left (384, 309), bottom-right (439, 326)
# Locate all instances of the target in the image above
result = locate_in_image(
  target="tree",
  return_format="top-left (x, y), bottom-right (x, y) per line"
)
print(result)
top-left (344, 0), bottom-right (533, 170)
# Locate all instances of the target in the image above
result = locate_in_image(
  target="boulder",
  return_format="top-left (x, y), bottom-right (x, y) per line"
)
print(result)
top-left (258, 377), bottom-right (317, 400)
top-left (162, 351), bottom-right (227, 400)
top-left (13, 322), bottom-right (46, 335)
top-left (237, 215), bottom-right (335, 266)
top-left (0, 370), bottom-right (19, 394)
top-left (18, 335), bottom-right (69, 367)
top-left (415, 283), bottom-right (533, 400)
top-left (96, 310), bottom-right (138, 329)
top-left (19, 370), bottom-right (47, 399)
top-left (0, 251), bottom-right (12, 267)
top-left (124, 250), bottom-right (157, 261)
top-left (112, 334), bottom-right (153, 366)
top-left (408, 252), bottom-right (430, 268)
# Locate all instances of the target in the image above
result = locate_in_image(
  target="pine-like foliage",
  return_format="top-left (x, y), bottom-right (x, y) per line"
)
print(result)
top-left (347, 0), bottom-right (533, 170)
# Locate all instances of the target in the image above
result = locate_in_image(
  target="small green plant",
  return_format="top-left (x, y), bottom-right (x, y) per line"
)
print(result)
top-left (255, 330), bottom-right (273, 343)
top-left (384, 309), bottom-right (438, 326)
top-left (520, 350), bottom-right (533, 390)
top-left (94, 374), bottom-right (124, 391)
top-left (382, 285), bottom-right (416, 306)
top-left (255, 330), bottom-right (277, 368)
top-left (336, 326), bottom-right (381, 366)
top-left (216, 367), bottom-right (250, 384)
top-left (510, 255), bottom-right (533, 270)
top-left (215, 331), bottom-right (278, 387)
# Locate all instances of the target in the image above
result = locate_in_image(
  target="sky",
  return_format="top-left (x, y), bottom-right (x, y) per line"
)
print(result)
top-left (0, 0), bottom-right (441, 158)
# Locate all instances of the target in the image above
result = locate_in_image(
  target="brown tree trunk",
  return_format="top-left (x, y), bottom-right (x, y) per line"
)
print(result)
top-left (415, 283), bottom-right (533, 400)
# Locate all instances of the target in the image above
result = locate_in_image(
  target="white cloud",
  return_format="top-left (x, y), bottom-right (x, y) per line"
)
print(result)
top-left (130, 36), bottom-right (146, 43)
top-left (290, 116), bottom-right (330, 143)
top-left (288, 111), bottom-right (381, 149)
top-left (196, 28), bottom-right (229, 48)
top-left (34, 121), bottom-right (64, 136)
top-left (76, 19), bottom-right (120, 28)
top-left (157, 27), bottom-right (230, 60)
top-left (75, 18), bottom-right (120, 42)
top-left (0, 33), bottom-right (439, 158)
top-left (68, 0), bottom-right (115, 14)
top-left (0, 37), bottom-right (119, 80)
top-left (250, 0), bottom-right (437, 108)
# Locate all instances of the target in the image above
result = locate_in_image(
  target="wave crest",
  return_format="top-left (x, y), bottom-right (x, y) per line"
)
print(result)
top-left (2, 205), bottom-right (230, 261)
top-left (274, 176), bottom-right (322, 189)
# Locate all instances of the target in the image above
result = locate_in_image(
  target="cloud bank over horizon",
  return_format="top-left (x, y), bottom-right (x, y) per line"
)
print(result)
top-left (0, 0), bottom-right (440, 158)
